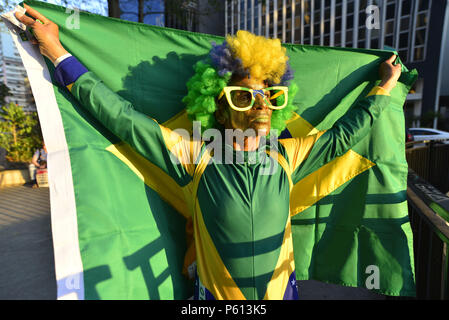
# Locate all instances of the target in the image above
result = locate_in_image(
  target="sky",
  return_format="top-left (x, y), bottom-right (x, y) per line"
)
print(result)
top-left (44, 0), bottom-right (108, 16)
top-left (0, 0), bottom-right (109, 60)
top-left (0, 0), bottom-right (168, 62)
top-left (0, 31), bottom-right (17, 58)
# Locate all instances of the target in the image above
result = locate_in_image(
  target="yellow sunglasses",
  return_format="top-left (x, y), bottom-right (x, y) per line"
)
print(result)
top-left (218, 86), bottom-right (289, 111)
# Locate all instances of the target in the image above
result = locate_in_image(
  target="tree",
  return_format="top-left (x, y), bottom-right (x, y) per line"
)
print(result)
top-left (0, 102), bottom-right (42, 163)
top-left (0, 83), bottom-right (11, 106)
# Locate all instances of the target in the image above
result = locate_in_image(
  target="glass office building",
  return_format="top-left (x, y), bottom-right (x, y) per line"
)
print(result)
top-left (226, 0), bottom-right (431, 63)
top-left (224, 0), bottom-right (449, 128)
top-left (0, 32), bottom-right (35, 111)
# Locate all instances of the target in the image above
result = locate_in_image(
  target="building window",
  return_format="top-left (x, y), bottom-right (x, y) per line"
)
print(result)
top-left (118, 0), bottom-right (165, 26)
top-left (225, 0), bottom-right (431, 62)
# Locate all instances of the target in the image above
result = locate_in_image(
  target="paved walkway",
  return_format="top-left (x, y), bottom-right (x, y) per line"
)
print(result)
top-left (0, 185), bottom-right (386, 300)
top-left (0, 185), bottom-right (56, 300)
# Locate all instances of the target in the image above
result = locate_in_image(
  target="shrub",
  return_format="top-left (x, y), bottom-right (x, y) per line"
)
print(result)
top-left (0, 102), bottom-right (42, 163)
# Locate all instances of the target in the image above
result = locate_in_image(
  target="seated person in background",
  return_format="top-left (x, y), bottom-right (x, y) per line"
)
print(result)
top-left (30, 142), bottom-right (47, 187)
top-left (16, 4), bottom-right (401, 299)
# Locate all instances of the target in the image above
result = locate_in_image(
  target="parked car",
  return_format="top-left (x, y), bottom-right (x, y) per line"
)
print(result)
top-left (405, 128), bottom-right (414, 148)
top-left (406, 128), bottom-right (414, 143)
top-left (409, 128), bottom-right (449, 144)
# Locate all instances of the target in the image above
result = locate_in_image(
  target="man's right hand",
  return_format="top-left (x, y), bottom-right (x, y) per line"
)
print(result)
top-left (15, 4), bottom-right (68, 63)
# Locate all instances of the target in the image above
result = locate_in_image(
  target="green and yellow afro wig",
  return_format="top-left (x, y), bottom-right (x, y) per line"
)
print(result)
top-left (182, 30), bottom-right (298, 135)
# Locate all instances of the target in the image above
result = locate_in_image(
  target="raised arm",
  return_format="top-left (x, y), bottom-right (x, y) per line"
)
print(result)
top-left (280, 55), bottom-right (402, 185)
top-left (15, 5), bottom-right (200, 188)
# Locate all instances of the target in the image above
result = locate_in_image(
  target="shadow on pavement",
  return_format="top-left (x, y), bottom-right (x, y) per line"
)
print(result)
top-left (0, 186), bottom-right (56, 300)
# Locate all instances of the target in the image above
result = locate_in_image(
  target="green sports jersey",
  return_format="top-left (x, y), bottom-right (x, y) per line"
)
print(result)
top-left (63, 67), bottom-right (390, 300)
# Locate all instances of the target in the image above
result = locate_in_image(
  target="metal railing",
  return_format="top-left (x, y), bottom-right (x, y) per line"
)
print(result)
top-left (407, 170), bottom-right (449, 299)
top-left (406, 139), bottom-right (449, 194)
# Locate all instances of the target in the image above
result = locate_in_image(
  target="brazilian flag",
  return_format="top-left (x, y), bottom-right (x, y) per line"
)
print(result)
top-left (5, 0), bottom-right (416, 299)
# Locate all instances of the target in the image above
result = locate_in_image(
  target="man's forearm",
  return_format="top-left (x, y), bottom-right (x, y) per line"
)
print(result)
top-left (52, 55), bottom-right (196, 186)
top-left (378, 79), bottom-right (397, 94)
top-left (325, 86), bottom-right (391, 157)
top-left (291, 86), bottom-right (391, 183)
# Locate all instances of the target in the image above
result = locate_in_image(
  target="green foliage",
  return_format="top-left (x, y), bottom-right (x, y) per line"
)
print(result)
top-left (0, 102), bottom-right (42, 163)
top-left (0, 83), bottom-right (12, 106)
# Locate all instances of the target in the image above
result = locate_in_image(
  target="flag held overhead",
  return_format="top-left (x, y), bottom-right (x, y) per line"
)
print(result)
top-left (3, 0), bottom-right (417, 299)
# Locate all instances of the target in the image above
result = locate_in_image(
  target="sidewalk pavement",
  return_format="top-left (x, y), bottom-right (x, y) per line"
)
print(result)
top-left (0, 185), bottom-right (386, 300)
top-left (0, 185), bottom-right (56, 300)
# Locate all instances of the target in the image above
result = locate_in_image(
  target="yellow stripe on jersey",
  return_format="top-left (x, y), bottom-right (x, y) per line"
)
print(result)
top-left (263, 217), bottom-right (296, 299)
top-left (193, 200), bottom-right (246, 300)
top-left (279, 131), bottom-right (327, 174)
top-left (184, 149), bottom-right (246, 299)
top-left (158, 125), bottom-right (202, 177)
top-left (266, 149), bottom-right (293, 191)
top-left (286, 112), bottom-right (321, 138)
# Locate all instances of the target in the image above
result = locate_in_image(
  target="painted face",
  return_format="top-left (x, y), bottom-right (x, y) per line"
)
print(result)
top-left (216, 75), bottom-right (272, 136)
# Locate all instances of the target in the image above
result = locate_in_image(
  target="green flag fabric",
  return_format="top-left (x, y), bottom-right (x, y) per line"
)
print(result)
top-left (6, 0), bottom-right (416, 299)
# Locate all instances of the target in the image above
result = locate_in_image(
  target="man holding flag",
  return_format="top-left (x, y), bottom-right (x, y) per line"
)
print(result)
top-left (15, 3), bottom-right (402, 300)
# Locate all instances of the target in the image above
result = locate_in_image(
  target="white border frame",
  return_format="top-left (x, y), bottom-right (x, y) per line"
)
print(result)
top-left (3, 19), bottom-right (84, 300)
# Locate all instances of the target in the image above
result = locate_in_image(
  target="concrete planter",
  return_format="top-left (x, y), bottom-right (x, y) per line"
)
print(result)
top-left (0, 169), bottom-right (31, 188)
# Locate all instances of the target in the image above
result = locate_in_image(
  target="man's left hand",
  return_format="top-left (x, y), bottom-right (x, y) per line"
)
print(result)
top-left (378, 55), bottom-right (402, 93)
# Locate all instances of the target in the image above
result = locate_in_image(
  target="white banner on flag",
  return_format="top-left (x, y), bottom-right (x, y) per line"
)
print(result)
top-left (2, 13), bottom-right (85, 300)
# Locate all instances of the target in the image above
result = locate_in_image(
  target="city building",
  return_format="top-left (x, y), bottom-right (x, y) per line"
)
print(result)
top-left (224, 0), bottom-right (449, 129)
top-left (438, 7), bottom-right (449, 131)
top-left (0, 31), bottom-right (35, 111)
top-left (107, 0), bottom-right (225, 35)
